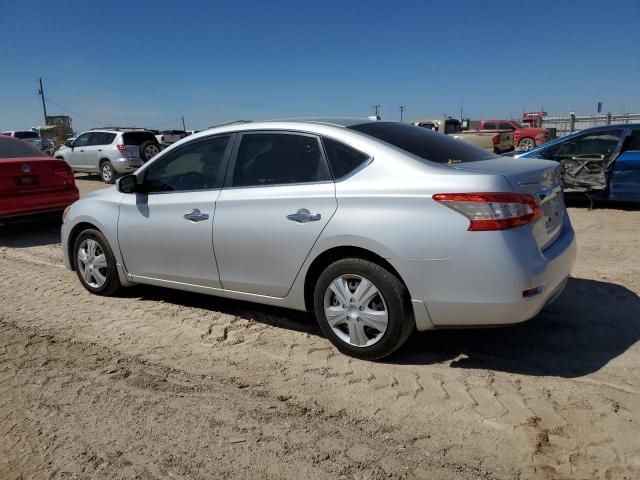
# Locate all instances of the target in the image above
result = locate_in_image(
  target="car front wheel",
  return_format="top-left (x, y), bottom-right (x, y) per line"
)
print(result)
top-left (313, 258), bottom-right (414, 360)
top-left (73, 229), bottom-right (121, 295)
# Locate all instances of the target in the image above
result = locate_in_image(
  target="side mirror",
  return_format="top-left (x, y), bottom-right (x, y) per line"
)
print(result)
top-left (116, 174), bottom-right (138, 194)
top-left (64, 139), bottom-right (73, 147)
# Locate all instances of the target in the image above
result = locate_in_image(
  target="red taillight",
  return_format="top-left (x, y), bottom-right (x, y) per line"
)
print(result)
top-left (492, 134), bottom-right (500, 146)
top-left (53, 164), bottom-right (73, 182)
top-left (116, 144), bottom-right (127, 154)
top-left (433, 192), bottom-right (542, 231)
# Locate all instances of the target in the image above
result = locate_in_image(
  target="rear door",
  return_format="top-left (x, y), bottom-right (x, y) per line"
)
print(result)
top-left (610, 128), bottom-right (640, 199)
top-left (213, 131), bottom-right (337, 297)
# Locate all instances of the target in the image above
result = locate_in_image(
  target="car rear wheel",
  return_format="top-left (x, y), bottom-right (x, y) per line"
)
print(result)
top-left (139, 141), bottom-right (160, 162)
top-left (519, 137), bottom-right (535, 151)
top-left (100, 161), bottom-right (116, 184)
top-left (313, 258), bottom-right (414, 360)
top-left (73, 229), bottom-right (121, 295)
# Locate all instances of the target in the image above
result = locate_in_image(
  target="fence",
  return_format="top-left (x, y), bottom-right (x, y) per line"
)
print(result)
top-left (540, 113), bottom-right (640, 137)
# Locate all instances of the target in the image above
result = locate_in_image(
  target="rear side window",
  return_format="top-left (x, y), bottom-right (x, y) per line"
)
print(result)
top-left (349, 122), bottom-right (496, 164)
top-left (322, 137), bottom-right (369, 178)
top-left (0, 138), bottom-right (48, 158)
top-left (14, 131), bottom-right (39, 139)
top-left (232, 133), bottom-right (330, 187)
top-left (122, 131), bottom-right (157, 146)
top-left (483, 122), bottom-right (498, 129)
top-left (498, 122), bottom-right (515, 130)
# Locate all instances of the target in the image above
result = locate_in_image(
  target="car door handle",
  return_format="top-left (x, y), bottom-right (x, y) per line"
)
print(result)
top-left (183, 209), bottom-right (209, 222)
top-left (286, 208), bottom-right (321, 223)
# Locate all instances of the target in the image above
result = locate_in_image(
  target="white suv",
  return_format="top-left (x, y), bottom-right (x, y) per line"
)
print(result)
top-left (54, 128), bottom-right (161, 183)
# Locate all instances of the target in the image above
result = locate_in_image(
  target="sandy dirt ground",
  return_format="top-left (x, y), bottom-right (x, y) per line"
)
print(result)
top-left (1, 174), bottom-right (639, 479)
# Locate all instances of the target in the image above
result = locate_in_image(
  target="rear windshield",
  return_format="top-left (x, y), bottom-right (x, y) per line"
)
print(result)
top-left (122, 131), bottom-right (158, 146)
top-left (349, 122), bottom-right (497, 164)
top-left (14, 131), bottom-right (40, 139)
top-left (0, 138), bottom-right (48, 158)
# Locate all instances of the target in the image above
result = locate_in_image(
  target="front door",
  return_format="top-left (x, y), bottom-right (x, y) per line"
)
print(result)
top-left (66, 132), bottom-right (93, 170)
top-left (213, 131), bottom-right (337, 297)
top-left (117, 134), bottom-right (233, 287)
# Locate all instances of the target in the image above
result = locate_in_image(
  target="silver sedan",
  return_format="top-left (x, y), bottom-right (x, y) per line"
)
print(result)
top-left (62, 118), bottom-right (576, 359)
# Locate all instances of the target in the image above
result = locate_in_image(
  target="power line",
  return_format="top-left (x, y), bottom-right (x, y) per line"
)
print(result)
top-left (43, 96), bottom-right (106, 126)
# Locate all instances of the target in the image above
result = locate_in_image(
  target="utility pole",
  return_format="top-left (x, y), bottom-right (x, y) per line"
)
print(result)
top-left (181, 116), bottom-right (186, 131)
top-left (38, 78), bottom-right (48, 125)
top-left (372, 104), bottom-right (380, 117)
top-left (460, 107), bottom-right (463, 121)
top-left (399, 105), bottom-right (405, 122)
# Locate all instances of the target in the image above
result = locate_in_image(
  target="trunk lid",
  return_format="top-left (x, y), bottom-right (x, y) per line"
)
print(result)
top-left (0, 157), bottom-right (76, 195)
top-left (450, 158), bottom-right (565, 250)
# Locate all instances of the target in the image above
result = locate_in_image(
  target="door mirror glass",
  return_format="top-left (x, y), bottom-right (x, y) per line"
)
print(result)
top-left (116, 174), bottom-right (137, 194)
top-left (64, 139), bottom-right (73, 147)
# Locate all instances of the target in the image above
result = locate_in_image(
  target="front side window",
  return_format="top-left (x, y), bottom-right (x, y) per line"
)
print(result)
top-left (142, 135), bottom-right (230, 192)
top-left (556, 130), bottom-right (623, 161)
top-left (73, 133), bottom-right (92, 147)
top-left (232, 133), bottom-right (329, 187)
top-left (322, 137), bottom-right (369, 178)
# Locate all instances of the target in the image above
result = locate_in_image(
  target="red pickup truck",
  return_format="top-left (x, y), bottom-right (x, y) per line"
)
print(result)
top-left (472, 119), bottom-right (550, 151)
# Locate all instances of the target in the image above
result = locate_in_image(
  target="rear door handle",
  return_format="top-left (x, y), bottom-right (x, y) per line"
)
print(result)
top-left (286, 208), bottom-right (321, 223)
top-left (183, 209), bottom-right (209, 222)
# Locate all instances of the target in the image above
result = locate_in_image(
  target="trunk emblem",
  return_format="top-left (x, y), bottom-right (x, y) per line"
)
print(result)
top-left (21, 163), bottom-right (31, 173)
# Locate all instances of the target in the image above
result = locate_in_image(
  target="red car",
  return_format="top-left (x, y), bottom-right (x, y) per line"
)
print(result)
top-left (0, 135), bottom-right (79, 224)
top-left (476, 119), bottom-right (550, 151)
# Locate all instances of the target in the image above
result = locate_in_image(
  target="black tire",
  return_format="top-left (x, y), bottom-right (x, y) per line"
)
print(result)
top-left (313, 258), bottom-right (414, 360)
top-left (73, 228), bottom-right (122, 296)
top-left (139, 140), bottom-right (160, 162)
top-left (100, 160), bottom-right (116, 184)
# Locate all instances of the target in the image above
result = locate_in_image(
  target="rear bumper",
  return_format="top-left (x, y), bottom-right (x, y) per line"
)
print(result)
top-left (112, 156), bottom-right (143, 174)
top-left (0, 188), bottom-right (79, 223)
top-left (395, 215), bottom-right (577, 330)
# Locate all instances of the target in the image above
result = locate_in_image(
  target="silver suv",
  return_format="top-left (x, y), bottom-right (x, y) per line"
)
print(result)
top-left (54, 128), bottom-right (160, 183)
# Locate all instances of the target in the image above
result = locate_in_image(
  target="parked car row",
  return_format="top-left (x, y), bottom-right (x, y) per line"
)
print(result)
top-left (55, 128), bottom-right (161, 183)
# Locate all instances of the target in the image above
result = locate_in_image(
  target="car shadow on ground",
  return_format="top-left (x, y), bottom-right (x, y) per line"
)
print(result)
top-left (565, 194), bottom-right (640, 211)
top-left (119, 284), bottom-right (322, 337)
top-left (120, 276), bottom-right (639, 378)
top-left (392, 277), bottom-right (640, 377)
top-left (0, 217), bottom-right (62, 248)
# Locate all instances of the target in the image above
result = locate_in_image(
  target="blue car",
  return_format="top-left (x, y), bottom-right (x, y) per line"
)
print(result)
top-left (505, 124), bottom-right (640, 202)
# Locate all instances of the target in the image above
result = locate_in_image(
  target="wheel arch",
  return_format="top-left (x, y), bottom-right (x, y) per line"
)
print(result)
top-left (303, 246), bottom-right (407, 311)
top-left (66, 221), bottom-right (102, 271)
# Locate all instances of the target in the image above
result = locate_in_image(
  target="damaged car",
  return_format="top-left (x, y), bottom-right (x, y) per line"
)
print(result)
top-left (509, 124), bottom-right (640, 202)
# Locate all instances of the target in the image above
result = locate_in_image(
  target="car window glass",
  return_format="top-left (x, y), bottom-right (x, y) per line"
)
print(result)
top-left (498, 122), bottom-right (514, 130)
top-left (557, 130), bottom-right (623, 161)
top-left (103, 132), bottom-right (116, 144)
top-left (232, 133), bottom-right (329, 187)
top-left (349, 122), bottom-right (497, 164)
top-left (322, 137), bottom-right (370, 178)
top-left (143, 135), bottom-right (230, 192)
top-left (484, 122), bottom-right (497, 129)
top-left (622, 130), bottom-right (640, 151)
top-left (88, 132), bottom-right (106, 146)
top-left (0, 138), bottom-right (48, 158)
top-left (74, 133), bottom-right (91, 147)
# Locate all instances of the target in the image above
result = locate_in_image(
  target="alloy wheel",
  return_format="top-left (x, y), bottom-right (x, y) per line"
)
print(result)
top-left (77, 239), bottom-right (108, 288)
top-left (101, 164), bottom-right (112, 182)
top-left (519, 138), bottom-right (535, 151)
top-left (323, 274), bottom-right (388, 347)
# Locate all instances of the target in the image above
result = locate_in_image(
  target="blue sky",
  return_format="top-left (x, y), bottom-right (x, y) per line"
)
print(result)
top-left (1, 0), bottom-right (639, 132)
